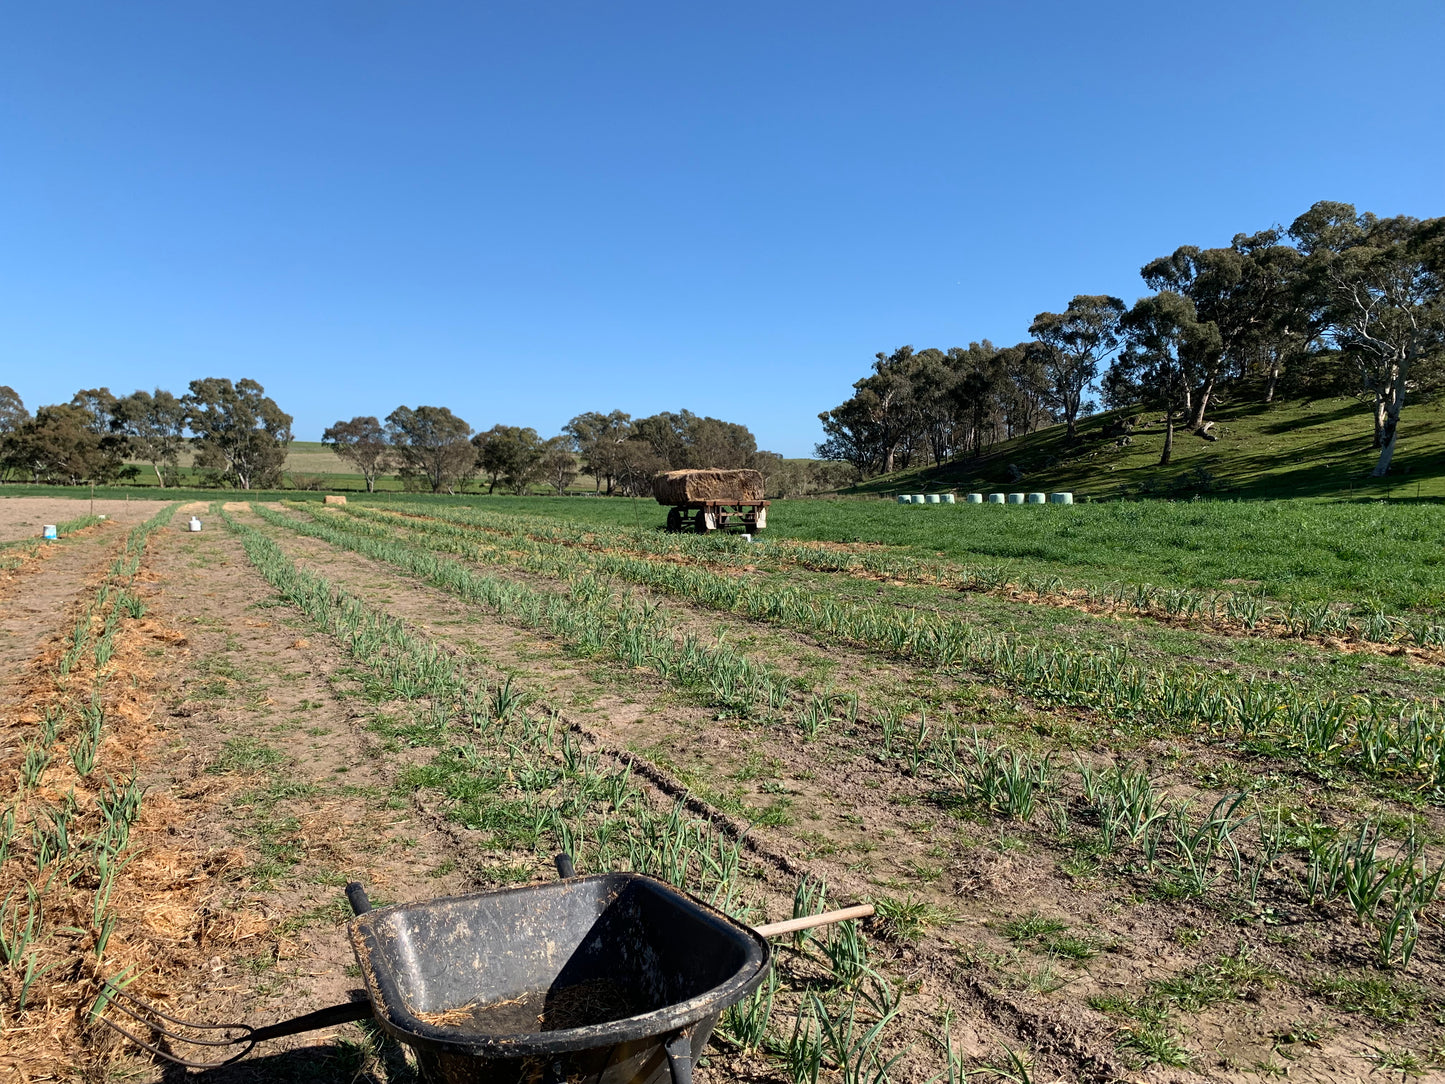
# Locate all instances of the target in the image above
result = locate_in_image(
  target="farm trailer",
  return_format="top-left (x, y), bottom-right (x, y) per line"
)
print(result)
top-left (654, 468), bottom-right (770, 534)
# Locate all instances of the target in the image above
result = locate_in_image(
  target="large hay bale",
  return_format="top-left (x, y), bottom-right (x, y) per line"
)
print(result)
top-left (653, 469), bottom-right (765, 505)
top-left (324, 494), bottom-right (348, 505)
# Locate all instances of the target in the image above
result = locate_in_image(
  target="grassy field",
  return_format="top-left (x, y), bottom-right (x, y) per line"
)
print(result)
top-left (460, 495), bottom-right (1445, 614)
top-left (7, 488), bottom-right (1445, 611)
top-left (2, 492), bottom-right (1441, 1081)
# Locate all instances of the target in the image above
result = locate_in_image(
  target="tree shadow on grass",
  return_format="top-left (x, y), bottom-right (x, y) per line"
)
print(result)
top-left (1253, 399), bottom-right (1361, 434)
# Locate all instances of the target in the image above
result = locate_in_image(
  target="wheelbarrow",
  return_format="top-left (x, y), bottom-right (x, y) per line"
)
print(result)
top-left (99, 855), bottom-right (873, 1084)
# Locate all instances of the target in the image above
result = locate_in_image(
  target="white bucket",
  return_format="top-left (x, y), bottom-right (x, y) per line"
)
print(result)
top-left (189, 517), bottom-right (202, 532)
top-left (741, 533), bottom-right (752, 543)
top-left (42, 524), bottom-right (57, 540)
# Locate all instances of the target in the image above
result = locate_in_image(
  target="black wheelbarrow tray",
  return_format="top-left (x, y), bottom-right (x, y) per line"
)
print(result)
top-left (98, 864), bottom-right (869, 1082)
top-left (349, 871), bottom-right (769, 1084)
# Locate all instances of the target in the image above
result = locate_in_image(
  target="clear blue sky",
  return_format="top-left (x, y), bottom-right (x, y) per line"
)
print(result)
top-left (2, 2), bottom-right (1441, 456)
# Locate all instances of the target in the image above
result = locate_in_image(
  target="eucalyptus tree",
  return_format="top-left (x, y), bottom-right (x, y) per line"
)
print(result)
top-left (184, 377), bottom-right (292, 489)
top-left (1232, 230), bottom-right (1316, 403)
top-left (629, 411), bottom-right (692, 468)
top-left (613, 439), bottom-right (667, 496)
top-left (564, 410), bottom-right (632, 494)
top-left (1290, 201), bottom-right (1444, 476)
top-left (996, 342), bottom-right (1054, 437)
top-left (114, 389), bottom-right (187, 486)
top-left (814, 352), bottom-right (913, 479)
top-left (1028, 295), bottom-right (1127, 439)
top-left (3, 403), bottom-right (125, 484)
top-left (944, 341), bottom-right (1004, 456)
top-left (385, 405), bottom-right (475, 493)
top-left (816, 392), bottom-right (889, 478)
top-left (0, 386), bottom-right (28, 479)
top-left (902, 348), bottom-right (957, 464)
top-left (0, 386), bottom-right (25, 434)
top-left (539, 437), bottom-right (579, 494)
top-left (855, 346), bottom-right (921, 473)
top-left (684, 415), bottom-right (761, 469)
top-left (1116, 292), bottom-right (1223, 466)
top-left (474, 424), bottom-right (545, 494)
top-left (1141, 230), bottom-right (1308, 428)
top-left (322, 415), bottom-right (391, 492)
top-left (70, 388), bottom-right (119, 435)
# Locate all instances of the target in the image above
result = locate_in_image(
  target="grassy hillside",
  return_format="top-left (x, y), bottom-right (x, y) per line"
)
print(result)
top-left (853, 393), bottom-right (1445, 500)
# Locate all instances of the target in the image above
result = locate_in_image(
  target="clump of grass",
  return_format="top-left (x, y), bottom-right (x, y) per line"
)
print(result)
top-left (207, 736), bottom-right (287, 774)
top-left (1045, 933), bottom-right (1100, 961)
top-left (1312, 973), bottom-right (1422, 1023)
top-left (1002, 912), bottom-right (1101, 960)
top-left (873, 895), bottom-right (944, 943)
top-left (1001, 912), bottom-right (1067, 942)
top-left (1364, 1047), bottom-right (1431, 1078)
top-left (1087, 993), bottom-right (1193, 1069)
top-left (1118, 1023), bottom-right (1194, 1069)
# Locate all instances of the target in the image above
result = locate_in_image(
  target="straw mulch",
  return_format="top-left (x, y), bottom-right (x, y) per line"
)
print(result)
top-left (0, 543), bottom-right (258, 1078)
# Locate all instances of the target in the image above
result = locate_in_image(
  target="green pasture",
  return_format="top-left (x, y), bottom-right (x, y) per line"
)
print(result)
top-left (858, 394), bottom-right (1445, 501)
top-left (412, 495), bottom-right (1445, 615)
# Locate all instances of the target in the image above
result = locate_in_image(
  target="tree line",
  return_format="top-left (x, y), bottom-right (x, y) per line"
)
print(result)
top-left (0, 379), bottom-right (292, 489)
top-left (818, 200), bottom-right (1443, 479)
top-left (0, 380), bottom-right (833, 495)
top-left (325, 407), bottom-right (808, 496)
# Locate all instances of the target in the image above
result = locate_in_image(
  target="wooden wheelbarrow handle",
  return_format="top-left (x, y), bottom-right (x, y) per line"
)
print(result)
top-left (752, 904), bottom-right (874, 939)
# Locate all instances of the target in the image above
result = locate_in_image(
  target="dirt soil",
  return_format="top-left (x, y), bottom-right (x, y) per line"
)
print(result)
top-left (88, 511), bottom-right (474, 1080)
top-left (0, 497), bottom-right (157, 541)
top-left (237, 502), bottom-right (1445, 1084)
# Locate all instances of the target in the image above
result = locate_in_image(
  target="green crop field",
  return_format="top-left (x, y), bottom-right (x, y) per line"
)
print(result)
top-left (8, 485), bottom-right (1444, 611)
top-left (347, 494), bottom-right (1445, 615)
top-left (3, 490), bottom-right (1444, 1080)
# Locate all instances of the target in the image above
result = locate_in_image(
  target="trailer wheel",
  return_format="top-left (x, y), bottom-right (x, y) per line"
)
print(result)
top-left (666, 508), bottom-right (683, 533)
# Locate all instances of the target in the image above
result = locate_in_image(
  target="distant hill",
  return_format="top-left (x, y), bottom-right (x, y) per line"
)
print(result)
top-left (847, 394), bottom-right (1445, 500)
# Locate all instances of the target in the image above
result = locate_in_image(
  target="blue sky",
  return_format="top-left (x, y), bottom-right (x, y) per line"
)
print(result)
top-left (2, 2), bottom-right (1440, 456)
